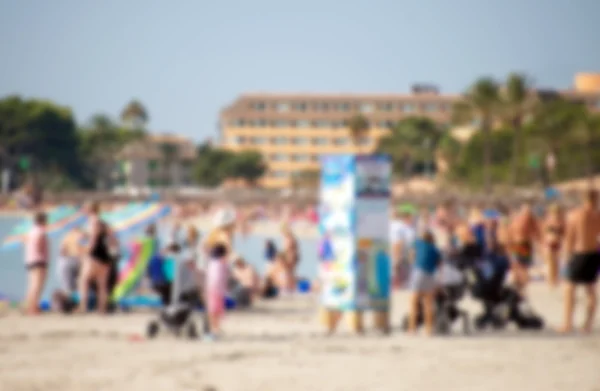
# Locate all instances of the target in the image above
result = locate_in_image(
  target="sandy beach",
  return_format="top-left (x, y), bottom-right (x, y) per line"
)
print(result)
top-left (1, 283), bottom-right (599, 391)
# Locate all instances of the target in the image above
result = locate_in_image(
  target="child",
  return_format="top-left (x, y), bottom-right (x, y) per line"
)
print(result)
top-left (24, 211), bottom-right (49, 315)
top-left (205, 243), bottom-right (229, 341)
top-left (407, 231), bottom-right (442, 336)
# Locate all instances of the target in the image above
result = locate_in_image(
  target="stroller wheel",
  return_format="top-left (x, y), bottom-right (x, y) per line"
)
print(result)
top-left (146, 321), bottom-right (160, 339)
top-left (436, 319), bottom-right (450, 335)
top-left (186, 323), bottom-right (198, 340)
top-left (474, 315), bottom-right (486, 330)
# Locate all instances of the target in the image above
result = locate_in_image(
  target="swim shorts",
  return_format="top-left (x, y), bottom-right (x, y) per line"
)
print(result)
top-left (566, 252), bottom-right (600, 285)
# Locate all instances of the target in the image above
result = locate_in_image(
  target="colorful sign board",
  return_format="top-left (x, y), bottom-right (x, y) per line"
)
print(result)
top-left (319, 155), bottom-right (391, 311)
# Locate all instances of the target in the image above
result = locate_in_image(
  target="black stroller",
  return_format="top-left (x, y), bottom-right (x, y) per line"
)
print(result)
top-left (401, 263), bottom-right (470, 335)
top-left (146, 251), bottom-right (202, 340)
top-left (462, 255), bottom-right (544, 330)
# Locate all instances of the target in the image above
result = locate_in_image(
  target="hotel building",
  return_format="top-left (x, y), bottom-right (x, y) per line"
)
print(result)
top-left (220, 75), bottom-right (600, 189)
top-left (220, 85), bottom-right (458, 188)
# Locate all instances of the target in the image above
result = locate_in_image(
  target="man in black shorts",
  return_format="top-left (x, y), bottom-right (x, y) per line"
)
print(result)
top-left (560, 189), bottom-right (600, 334)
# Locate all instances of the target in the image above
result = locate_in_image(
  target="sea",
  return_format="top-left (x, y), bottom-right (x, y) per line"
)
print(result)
top-left (0, 216), bottom-right (319, 301)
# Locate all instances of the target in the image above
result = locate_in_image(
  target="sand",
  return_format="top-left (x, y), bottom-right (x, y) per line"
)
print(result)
top-left (1, 284), bottom-right (599, 391)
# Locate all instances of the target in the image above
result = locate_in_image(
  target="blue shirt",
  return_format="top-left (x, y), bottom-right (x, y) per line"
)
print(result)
top-left (413, 239), bottom-right (441, 274)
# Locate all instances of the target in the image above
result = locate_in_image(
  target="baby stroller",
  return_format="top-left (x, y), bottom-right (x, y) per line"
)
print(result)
top-left (146, 252), bottom-right (202, 339)
top-left (463, 256), bottom-right (544, 330)
top-left (402, 263), bottom-right (470, 335)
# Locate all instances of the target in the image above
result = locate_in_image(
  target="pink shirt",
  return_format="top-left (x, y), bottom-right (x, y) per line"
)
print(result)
top-left (25, 225), bottom-right (48, 265)
top-left (206, 258), bottom-right (228, 294)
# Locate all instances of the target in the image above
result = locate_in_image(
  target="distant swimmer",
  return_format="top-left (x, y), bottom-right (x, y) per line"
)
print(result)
top-left (559, 189), bottom-right (600, 334)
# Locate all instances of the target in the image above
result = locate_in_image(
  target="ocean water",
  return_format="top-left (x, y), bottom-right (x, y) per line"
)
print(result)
top-left (0, 216), bottom-right (319, 300)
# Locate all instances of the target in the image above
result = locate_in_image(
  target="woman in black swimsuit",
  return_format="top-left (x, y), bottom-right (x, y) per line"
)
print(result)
top-left (78, 202), bottom-right (117, 313)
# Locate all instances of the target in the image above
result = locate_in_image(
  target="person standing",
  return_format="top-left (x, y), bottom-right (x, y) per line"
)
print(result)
top-left (543, 204), bottom-right (565, 288)
top-left (24, 211), bottom-right (49, 315)
top-left (509, 200), bottom-right (541, 295)
top-left (390, 208), bottom-right (416, 288)
top-left (78, 202), bottom-right (117, 314)
top-left (559, 189), bottom-right (600, 334)
top-left (407, 231), bottom-right (442, 336)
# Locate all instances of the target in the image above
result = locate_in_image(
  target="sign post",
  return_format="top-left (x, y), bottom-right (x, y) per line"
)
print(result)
top-left (318, 154), bottom-right (391, 334)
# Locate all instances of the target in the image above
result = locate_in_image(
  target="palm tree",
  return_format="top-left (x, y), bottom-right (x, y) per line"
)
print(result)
top-left (159, 142), bottom-right (178, 187)
top-left (120, 100), bottom-right (149, 130)
top-left (346, 114), bottom-right (370, 154)
top-left (501, 73), bottom-right (533, 186)
top-left (452, 78), bottom-right (501, 193)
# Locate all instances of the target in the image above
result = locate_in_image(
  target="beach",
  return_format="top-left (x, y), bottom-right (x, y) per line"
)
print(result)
top-left (1, 284), bottom-right (599, 391)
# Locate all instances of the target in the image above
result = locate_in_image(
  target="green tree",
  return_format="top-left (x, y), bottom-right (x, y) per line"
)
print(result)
top-left (452, 78), bottom-right (501, 192)
top-left (376, 117), bottom-right (444, 178)
top-left (501, 73), bottom-right (534, 185)
top-left (228, 150), bottom-right (267, 185)
top-left (120, 99), bottom-right (149, 130)
top-left (346, 114), bottom-right (370, 152)
top-left (79, 114), bottom-right (145, 189)
top-left (193, 144), bottom-right (235, 187)
top-left (0, 96), bottom-right (84, 190)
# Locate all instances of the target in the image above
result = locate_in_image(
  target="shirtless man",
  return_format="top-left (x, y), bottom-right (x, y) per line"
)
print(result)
top-left (559, 189), bottom-right (600, 334)
top-left (509, 200), bottom-right (541, 294)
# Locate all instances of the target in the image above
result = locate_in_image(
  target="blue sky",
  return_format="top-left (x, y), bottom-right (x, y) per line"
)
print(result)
top-left (1, 0), bottom-right (598, 142)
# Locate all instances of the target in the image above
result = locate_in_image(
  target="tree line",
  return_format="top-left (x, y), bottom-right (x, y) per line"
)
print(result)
top-left (0, 96), bottom-right (266, 191)
top-left (374, 73), bottom-right (600, 191)
top-left (2, 73), bottom-right (599, 193)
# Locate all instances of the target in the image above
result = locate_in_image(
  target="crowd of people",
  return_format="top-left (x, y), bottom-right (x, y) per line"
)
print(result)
top-left (16, 188), bottom-right (600, 339)
top-left (20, 201), bottom-right (303, 340)
top-left (390, 189), bottom-right (600, 335)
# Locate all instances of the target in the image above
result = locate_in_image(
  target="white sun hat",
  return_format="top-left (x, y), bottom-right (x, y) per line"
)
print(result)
top-left (212, 207), bottom-right (237, 229)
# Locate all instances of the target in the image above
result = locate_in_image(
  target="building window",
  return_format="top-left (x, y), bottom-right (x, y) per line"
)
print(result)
top-left (250, 137), bottom-right (267, 145)
top-left (272, 171), bottom-right (288, 178)
top-left (294, 102), bottom-right (307, 112)
top-left (401, 104), bottom-right (414, 113)
top-left (271, 153), bottom-right (288, 161)
top-left (333, 137), bottom-right (350, 146)
top-left (296, 120), bottom-right (311, 128)
top-left (232, 119), bottom-right (245, 127)
top-left (379, 103), bottom-right (393, 112)
top-left (314, 102), bottom-right (330, 111)
top-left (276, 103), bottom-right (290, 112)
top-left (314, 120), bottom-right (330, 128)
top-left (291, 154), bottom-right (310, 162)
top-left (331, 121), bottom-right (344, 128)
top-left (252, 102), bottom-right (266, 111)
top-left (311, 154), bottom-right (319, 162)
top-left (228, 136), bottom-right (245, 145)
top-left (274, 120), bottom-right (289, 128)
top-left (595, 99), bottom-right (600, 109)
top-left (313, 137), bottom-right (328, 145)
top-left (337, 102), bottom-right (350, 112)
top-left (257, 119), bottom-right (267, 127)
top-left (423, 103), bottom-right (437, 112)
top-left (247, 119), bottom-right (256, 127)
top-left (291, 137), bottom-right (309, 145)
top-left (360, 103), bottom-right (374, 113)
top-left (272, 137), bottom-right (287, 145)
